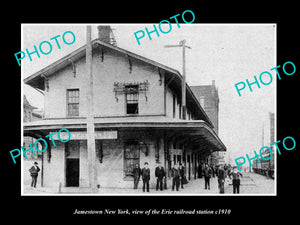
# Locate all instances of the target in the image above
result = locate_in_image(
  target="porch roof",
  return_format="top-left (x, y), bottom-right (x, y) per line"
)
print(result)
top-left (23, 116), bottom-right (226, 152)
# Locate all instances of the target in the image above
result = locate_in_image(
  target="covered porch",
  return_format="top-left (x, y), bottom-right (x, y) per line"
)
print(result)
top-left (23, 115), bottom-right (226, 191)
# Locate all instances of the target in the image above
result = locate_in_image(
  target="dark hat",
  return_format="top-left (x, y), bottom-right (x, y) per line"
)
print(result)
top-left (144, 162), bottom-right (148, 165)
top-left (34, 162), bottom-right (38, 165)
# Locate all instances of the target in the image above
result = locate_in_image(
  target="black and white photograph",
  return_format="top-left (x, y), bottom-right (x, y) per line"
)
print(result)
top-left (3, 6), bottom-right (297, 221)
top-left (21, 24), bottom-right (276, 195)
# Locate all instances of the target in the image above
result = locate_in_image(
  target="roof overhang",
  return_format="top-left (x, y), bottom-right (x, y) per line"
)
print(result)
top-left (23, 116), bottom-right (226, 152)
top-left (23, 39), bottom-right (181, 90)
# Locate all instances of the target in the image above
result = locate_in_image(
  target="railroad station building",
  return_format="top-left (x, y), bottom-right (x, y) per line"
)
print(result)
top-left (23, 26), bottom-right (226, 191)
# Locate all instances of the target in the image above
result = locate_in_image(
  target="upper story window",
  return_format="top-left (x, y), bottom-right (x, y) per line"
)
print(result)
top-left (125, 85), bottom-right (139, 114)
top-left (67, 89), bottom-right (79, 116)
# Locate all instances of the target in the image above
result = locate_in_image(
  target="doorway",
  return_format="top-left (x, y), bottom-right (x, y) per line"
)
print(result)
top-left (124, 140), bottom-right (140, 178)
top-left (65, 141), bottom-right (80, 187)
top-left (66, 158), bottom-right (79, 187)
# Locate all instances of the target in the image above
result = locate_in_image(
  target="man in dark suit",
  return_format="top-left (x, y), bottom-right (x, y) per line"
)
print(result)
top-left (141, 162), bottom-right (150, 192)
top-left (179, 163), bottom-right (186, 189)
top-left (171, 163), bottom-right (180, 191)
top-left (155, 162), bottom-right (165, 191)
top-left (217, 164), bottom-right (226, 194)
top-left (29, 162), bottom-right (40, 188)
top-left (203, 164), bottom-right (212, 190)
top-left (132, 163), bottom-right (141, 189)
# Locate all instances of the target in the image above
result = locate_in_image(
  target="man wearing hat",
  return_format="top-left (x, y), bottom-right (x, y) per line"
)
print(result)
top-left (29, 162), bottom-right (40, 188)
top-left (155, 162), bottom-right (165, 191)
top-left (141, 162), bottom-right (150, 192)
top-left (217, 164), bottom-right (226, 194)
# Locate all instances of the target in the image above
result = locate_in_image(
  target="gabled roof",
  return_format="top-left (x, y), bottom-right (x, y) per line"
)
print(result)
top-left (24, 39), bottom-right (182, 90)
top-left (23, 39), bottom-right (214, 127)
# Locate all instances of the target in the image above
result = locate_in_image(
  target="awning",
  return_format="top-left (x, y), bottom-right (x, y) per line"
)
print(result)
top-left (23, 116), bottom-right (226, 152)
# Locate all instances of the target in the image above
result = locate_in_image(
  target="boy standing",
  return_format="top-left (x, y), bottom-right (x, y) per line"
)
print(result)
top-left (229, 166), bottom-right (243, 194)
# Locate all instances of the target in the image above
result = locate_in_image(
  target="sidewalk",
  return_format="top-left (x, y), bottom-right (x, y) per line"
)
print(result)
top-left (224, 172), bottom-right (275, 194)
top-left (23, 176), bottom-right (228, 195)
top-left (22, 172), bottom-right (275, 195)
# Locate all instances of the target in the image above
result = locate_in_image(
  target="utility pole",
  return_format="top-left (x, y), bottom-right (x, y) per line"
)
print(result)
top-left (86, 26), bottom-right (98, 192)
top-left (164, 40), bottom-right (191, 120)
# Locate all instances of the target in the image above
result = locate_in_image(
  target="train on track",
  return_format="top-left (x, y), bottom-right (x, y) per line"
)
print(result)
top-left (252, 150), bottom-right (274, 179)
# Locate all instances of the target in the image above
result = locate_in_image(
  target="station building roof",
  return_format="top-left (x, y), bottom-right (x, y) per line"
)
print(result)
top-left (23, 39), bottom-right (214, 127)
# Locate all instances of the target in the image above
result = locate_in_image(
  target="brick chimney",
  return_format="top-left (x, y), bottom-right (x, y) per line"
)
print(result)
top-left (212, 80), bottom-right (215, 87)
top-left (97, 25), bottom-right (117, 46)
top-left (211, 80), bottom-right (217, 96)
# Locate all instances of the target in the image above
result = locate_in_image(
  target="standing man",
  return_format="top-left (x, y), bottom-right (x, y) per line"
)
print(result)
top-left (211, 164), bottom-right (215, 177)
top-left (29, 162), bottom-right (40, 189)
top-left (155, 162), bottom-right (165, 191)
top-left (179, 163), bottom-right (186, 189)
top-left (203, 164), bottom-right (212, 190)
top-left (141, 162), bottom-right (150, 192)
top-left (217, 164), bottom-right (226, 194)
top-left (171, 163), bottom-right (180, 191)
top-left (133, 163), bottom-right (141, 189)
top-left (224, 164), bottom-right (228, 177)
top-left (198, 163), bottom-right (203, 178)
top-left (229, 166), bottom-right (243, 194)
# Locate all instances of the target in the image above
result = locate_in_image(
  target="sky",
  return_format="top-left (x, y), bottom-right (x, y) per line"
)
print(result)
top-left (22, 24), bottom-right (276, 164)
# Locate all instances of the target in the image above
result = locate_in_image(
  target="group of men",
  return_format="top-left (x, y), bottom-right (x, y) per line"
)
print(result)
top-left (203, 164), bottom-right (243, 194)
top-left (132, 162), bottom-right (187, 192)
top-left (28, 161), bottom-right (243, 194)
top-left (132, 162), bottom-right (243, 194)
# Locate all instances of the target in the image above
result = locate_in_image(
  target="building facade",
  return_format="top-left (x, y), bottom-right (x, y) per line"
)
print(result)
top-left (23, 26), bottom-right (226, 192)
top-left (190, 81), bottom-right (225, 164)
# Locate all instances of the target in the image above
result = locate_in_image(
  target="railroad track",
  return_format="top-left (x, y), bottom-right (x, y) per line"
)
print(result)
top-left (227, 175), bottom-right (257, 186)
top-left (240, 175), bottom-right (257, 186)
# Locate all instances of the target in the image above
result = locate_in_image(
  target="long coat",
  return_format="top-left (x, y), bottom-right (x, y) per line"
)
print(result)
top-left (133, 167), bottom-right (141, 179)
top-left (171, 168), bottom-right (180, 179)
top-left (29, 166), bottom-right (40, 177)
top-left (203, 167), bottom-right (212, 178)
top-left (155, 166), bottom-right (165, 179)
top-left (141, 168), bottom-right (150, 181)
top-left (217, 168), bottom-right (226, 180)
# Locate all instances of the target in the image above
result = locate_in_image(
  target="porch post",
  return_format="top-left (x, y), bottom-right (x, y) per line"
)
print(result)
top-left (86, 25), bottom-right (98, 192)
